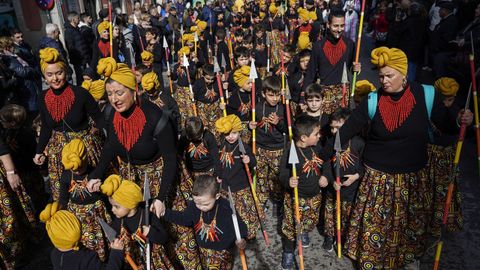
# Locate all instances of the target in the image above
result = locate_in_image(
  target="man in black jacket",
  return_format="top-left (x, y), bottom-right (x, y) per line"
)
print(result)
top-left (79, 13), bottom-right (95, 64)
top-left (64, 12), bottom-right (89, 85)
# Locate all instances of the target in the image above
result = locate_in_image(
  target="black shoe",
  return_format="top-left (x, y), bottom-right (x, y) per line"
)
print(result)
top-left (322, 236), bottom-right (334, 252)
top-left (301, 233), bottom-right (310, 248)
top-left (281, 252), bottom-right (294, 270)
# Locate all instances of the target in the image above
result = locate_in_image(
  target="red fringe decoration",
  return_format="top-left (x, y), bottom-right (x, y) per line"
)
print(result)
top-left (98, 40), bottom-right (110, 58)
top-left (322, 38), bottom-right (346, 66)
top-left (378, 86), bottom-right (416, 133)
top-left (44, 86), bottom-right (75, 122)
top-left (113, 105), bottom-right (146, 151)
top-left (299, 24), bottom-right (312, 33)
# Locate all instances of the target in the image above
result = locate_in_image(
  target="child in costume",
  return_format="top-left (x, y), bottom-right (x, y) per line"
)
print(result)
top-left (40, 202), bottom-right (124, 270)
top-left (288, 49), bottom-right (312, 115)
top-left (59, 139), bottom-right (111, 261)
top-left (160, 174), bottom-right (248, 270)
top-left (101, 175), bottom-right (174, 270)
top-left (298, 83), bottom-right (330, 142)
top-left (279, 115), bottom-right (331, 270)
top-left (215, 114), bottom-right (263, 239)
top-left (323, 108), bottom-right (365, 251)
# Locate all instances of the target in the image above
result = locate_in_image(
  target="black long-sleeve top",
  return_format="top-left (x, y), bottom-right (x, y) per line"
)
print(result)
top-left (50, 248), bottom-right (123, 270)
top-left (322, 82), bottom-right (460, 174)
top-left (226, 88), bottom-right (262, 122)
top-left (59, 169), bottom-right (103, 207)
top-left (1, 127), bottom-right (37, 171)
top-left (143, 92), bottom-right (181, 136)
top-left (164, 198), bottom-right (248, 251)
top-left (303, 34), bottom-right (354, 88)
top-left (279, 143), bottom-right (332, 198)
top-left (90, 100), bottom-right (177, 201)
top-left (216, 41), bottom-right (231, 72)
top-left (37, 84), bottom-right (103, 154)
top-left (0, 137), bottom-right (8, 156)
top-left (327, 136), bottom-right (365, 202)
top-left (218, 140), bottom-right (256, 192)
top-left (111, 205), bottom-right (169, 245)
top-left (288, 70), bottom-right (306, 103)
top-left (180, 130), bottom-right (223, 175)
top-left (171, 64), bottom-right (196, 88)
top-left (193, 78), bottom-right (220, 104)
top-left (254, 101), bottom-right (287, 150)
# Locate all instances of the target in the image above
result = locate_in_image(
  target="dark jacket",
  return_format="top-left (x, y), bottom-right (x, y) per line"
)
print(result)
top-left (13, 42), bottom-right (37, 68)
top-left (388, 13), bottom-right (427, 63)
top-left (38, 36), bottom-right (71, 68)
top-left (79, 23), bottom-right (96, 61)
top-left (429, 13), bottom-right (458, 53)
top-left (64, 22), bottom-right (89, 65)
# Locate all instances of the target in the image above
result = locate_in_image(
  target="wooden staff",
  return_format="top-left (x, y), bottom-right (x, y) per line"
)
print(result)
top-left (349, 0), bottom-right (367, 109)
top-left (250, 59), bottom-right (258, 155)
top-left (333, 132), bottom-right (342, 258)
top-left (163, 36), bottom-right (173, 95)
top-left (469, 32), bottom-right (480, 176)
top-left (108, 1), bottom-right (113, 57)
top-left (228, 186), bottom-right (248, 270)
top-left (341, 62), bottom-right (348, 108)
top-left (182, 54), bottom-right (197, 116)
top-left (214, 56), bottom-right (227, 116)
top-left (226, 28), bottom-right (235, 70)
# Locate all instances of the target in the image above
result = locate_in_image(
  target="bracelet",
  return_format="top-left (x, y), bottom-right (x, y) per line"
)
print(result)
top-left (6, 170), bottom-right (16, 175)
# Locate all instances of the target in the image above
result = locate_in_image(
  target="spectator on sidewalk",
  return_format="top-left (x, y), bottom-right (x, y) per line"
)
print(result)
top-left (64, 12), bottom-right (89, 85)
top-left (38, 23), bottom-right (72, 79)
top-left (11, 28), bottom-right (37, 69)
top-left (79, 13), bottom-right (95, 63)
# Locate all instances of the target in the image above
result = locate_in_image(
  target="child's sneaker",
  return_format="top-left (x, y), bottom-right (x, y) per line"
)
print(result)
top-left (301, 233), bottom-right (310, 248)
top-left (322, 236), bottom-right (334, 252)
top-left (281, 252), bottom-right (294, 270)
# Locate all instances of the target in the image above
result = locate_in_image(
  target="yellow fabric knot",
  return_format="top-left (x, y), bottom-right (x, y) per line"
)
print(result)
top-left (196, 20), bottom-right (207, 31)
top-left (298, 32), bottom-right (311, 50)
top-left (101, 174), bottom-right (142, 209)
top-left (141, 72), bottom-right (160, 93)
top-left (308, 11), bottom-right (317, 21)
top-left (40, 202), bottom-right (81, 250)
top-left (141, 51), bottom-right (154, 64)
top-left (233, 65), bottom-right (251, 88)
top-left (435, 77), bottom-right (459, 96)
top-left (98, 57), bottom-right (136, 91)
top-left (61, 139), bottom-right (87, 171)
top-left (298, 8), bottom-right (309, 21)
top-left (371, 47), bottom-right (408, 76)
top-left (182, 33), bottom-right (195, 44)
top-left (82, 79), bottom-right (105, 101)
top-left (97, 21), bottom-right (110, 34)
top-left (355, 80), bottom-right (376, 97)
top-left (97, 57), bottom-right (118, 77)
top-left (259, 12), bottom-right (266, 20)
top-left (178, 46), bottom-right (191, 57)
top-left (39, 47), bottom-right (67, 74)
top-left (216, 114), bottom-right (243, 134)
top-left (269, 3), bottom-right (278, 15)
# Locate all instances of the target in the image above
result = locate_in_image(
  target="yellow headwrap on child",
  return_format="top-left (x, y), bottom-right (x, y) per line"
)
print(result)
top-left (61, 139), bottom-right (87, 171)
top-left (196, 20), bottom-right (207, 32)
top-left (101, 174), bottom-right (142, 209)
top-left (178, 46), bottom-right (191, 57)
top-left (40, 202), bottom-right (81, 250)
top-left (141, 72), bottom-right (160, 93)
top-left (81, 79), bottom-right (105, 101)
top-left (298, 8), bottom-right (309, 21)
top-left (141, 51), bottom-right (154, 64)
top-left (216, 114), bottom-right (243, 134)
top-left (97, 57), bottom-right (136, 91)
top-left (182, 33), bottom-right (195, 44)
top-left (269, 3), bottom-right (278, 15)
top-left (355, 80), bottom-right (376, 97)
top-left (298, 32), bottom-right (311, 50)
top-left (233, 65), bottom-right (251, 88)
top-left (39, 47), bottom-right (67, 74)
top-left (97, 21), bottom-right (110, 34)
top-left (435, 77), bottom-right (459, 96)
top-left (371, 47), bottom-right (408, 76)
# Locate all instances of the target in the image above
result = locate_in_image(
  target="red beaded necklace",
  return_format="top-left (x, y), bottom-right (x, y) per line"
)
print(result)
top-left (378, 86), bottom-right (416, 133)
top-left (323, 38), bottom-right (346, 66)
top-left (113, 105), bottom-right (146, 151)
top-left (44, 86), bottom-right (75, 122)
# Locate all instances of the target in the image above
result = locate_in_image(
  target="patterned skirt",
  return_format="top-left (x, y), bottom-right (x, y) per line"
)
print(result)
top-left (281, 192), bottom-right (322, 241)
top-left (47, 128), bottom-right (103, 200)
top-left (320, 83), bottom-right (350, 115)
top-left (175, 86), bottom-right (196, 129)
top-left (118, 156), bottom-right (163, 198)
top-left (199, 247), bottom-right (233, 270)
top-left (0, 169), bottom-right (36, 269)
top-left (241, 121), bottom-right (252, 145)
top-left (323, 192), bottom-right (354, 238)
top-left (426, 144), bottom-right (463, 235)
top-left (255, 147), bottom-right (284, 205)
top-left (67, 200), bottom-right (111, 262)
top-left (223, 187), bottom-right (262, 240)
top-left (344, 166), bottom-right (429, 270)
top-left (197, 102), bottom-right (222, 143)
top-left (267, 30), bottom-right (283, 65)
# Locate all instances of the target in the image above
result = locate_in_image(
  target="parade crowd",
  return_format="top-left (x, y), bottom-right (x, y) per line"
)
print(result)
top-left (0, 0), bottom-right (478, 269)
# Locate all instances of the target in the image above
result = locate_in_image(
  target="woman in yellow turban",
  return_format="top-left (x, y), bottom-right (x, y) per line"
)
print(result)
top-left (140, 71), bottom-right (180, 118)
top-left (34, 47), bottom-right (104, 201)
top-left (434, 77), bottom-right (459, 107)
top-left (334, 46), bottom-right (473, 270)
top-left (40, 202), bottom-right (124, 267)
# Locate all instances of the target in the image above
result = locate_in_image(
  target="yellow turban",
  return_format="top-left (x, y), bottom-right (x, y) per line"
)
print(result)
top-left (141, 50), bottom-right (154, 64)
top-left (97, 57), bottom-right (136, 91)
top-left (101, 175), bottom-right (142, 209)
top-left (61, 139), bottom-right (87, 171)
top-left (308, 11), bottom-right (317, 21)
top-left (196, 20), bottom-right (207, 31)
top-left (233, 0), bottom-right (245, 13)
top-left (216, 114), bottom-right (243, 134)
top-left (259, 12), bottom-right (266, 20)
top-left (190, 26), bottom-right (199, 34)
top-left (234, 65), bottom-right (251, 88)
top-left (182, 33), bottom-right (194, 44)
top-left (298, 32), bottom-right (311, 50)
top-left (39, 47), bottom-right (67, 74)
top-left (298, 8), bottom-right (309, 21)
top-left (81, 79), bottom-right (105, 101)
top-left (40, 202), bottom-right (81, 250)
top-left (371, 47), bottom-right (408, 76)
top-left (97, 21), bottom-right (110, 34)
top-left (141, 72), bottom-right (160, 93)
top-left (269, 3), bottom-right (278, 15)
top-left (435, 77), bottom-right (459, 96)
top-left (355, 80), bottom-right (376, 97)
top-left (178, 46), bottom-right (190, 57)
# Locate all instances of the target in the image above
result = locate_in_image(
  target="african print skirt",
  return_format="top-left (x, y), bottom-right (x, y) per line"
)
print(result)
top-left (426, 144), bottom-right (463, 236)
top-left (118, 156), bottom-right (163, 198)
top-left (197, 101), bottom-right (222, 143)
top-left (266, 30), bottom-right (283, 65)
top-left (47, 128), bottom-right (103, 200)
top-left (67, 200), bottom-right (111, 262)
top-left (199, 247), bottom-right (233, 270)
top-left (241, 121), bottom-right (252, 145)
top-left (175, 86), bottom-right (197, 129)
top-left (256, 146), bottom-right (284, 205)
top-left (223, 187), bottom-right (262, 240)
top-left (344, 166), bottom-right (429, 270)
top-left (0, 169), bottom-right (36, 269)
top-left (324, 192), bottom-right (354, 238)
top-left (320, 83), bottom-right (350, 115)
top-left (281, 192), bottom-right (322, 241)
